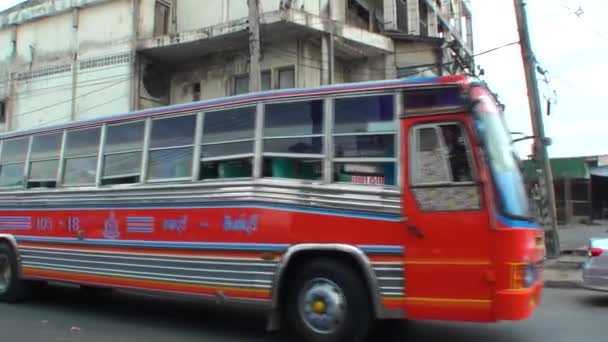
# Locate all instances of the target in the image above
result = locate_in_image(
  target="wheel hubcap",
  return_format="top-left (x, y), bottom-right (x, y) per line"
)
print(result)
top-left (0, 253), bottom-right (11, 293)
top-left (298, 278), bottom-right (347, 334)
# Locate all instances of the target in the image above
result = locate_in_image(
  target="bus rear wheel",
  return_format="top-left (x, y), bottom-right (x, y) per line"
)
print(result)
top-left (285, 258), bottom-right (372, 342)
top-left (0, 243), bottom-right (28, 302)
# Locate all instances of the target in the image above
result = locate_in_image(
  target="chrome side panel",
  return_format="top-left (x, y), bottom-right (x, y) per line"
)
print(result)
top-left (0, 179), bottom-right (402, 215)
top-left (19, 246), bottom-right (278, 291)
top-left (372, 262), bottom-right (405, 297)
top-left (267, 243), bottom-right (404, 331)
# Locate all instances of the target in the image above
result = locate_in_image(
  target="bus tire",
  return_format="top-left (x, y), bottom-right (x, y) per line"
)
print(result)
top-left (285, 258), bottom-right (372, 342)
top-left (0, 242), bottom-right (29, 302)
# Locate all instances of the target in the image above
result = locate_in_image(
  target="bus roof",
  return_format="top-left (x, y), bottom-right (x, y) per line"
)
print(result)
top-left (1, 74), bottom-right (470, 140)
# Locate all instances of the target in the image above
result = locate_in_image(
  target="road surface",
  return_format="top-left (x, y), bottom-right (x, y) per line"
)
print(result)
top-left (0, 285), bottom-right (606, 342)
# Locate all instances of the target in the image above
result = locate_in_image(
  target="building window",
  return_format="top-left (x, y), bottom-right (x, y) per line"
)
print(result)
top-left (193, 83), bottom-right (201, 101)
top-left (0, 101), bottom-right (5, 124)
top-left (154, 0), bottom-right (170, 36)
top-left (0, 137), bottom-right (29, 187)
top-left (200, 106), bottom-right (256, 180)
top-left (28, 132), bottom-right (62, 188)
top-left (148, 115), bottom-right (196, 180)
top-left (102, 121), bottom-right (145, 185)
top-left (63, 127), bottom-right (101, 186)
top-left (233, 70), bottom-right (271, 95)
top-left (333, 95), bottom-right (397, 186)
top-left (262, 100), bottom-right (324, 180)
top-left (262, 70), bottom-right (271, 91)
top-left (234, 74), bottom-right (249, 95)
top-left (277, 67), bottom-right (295, 89)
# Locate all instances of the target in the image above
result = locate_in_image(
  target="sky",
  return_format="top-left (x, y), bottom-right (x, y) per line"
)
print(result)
top-left (472, 0), bottom-right (608, 159)
top-left (0, 0), bottom-right (606, 159)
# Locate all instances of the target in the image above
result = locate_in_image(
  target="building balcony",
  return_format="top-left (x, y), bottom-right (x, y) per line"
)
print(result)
top-left (137, 9), bottom-right (394, 65)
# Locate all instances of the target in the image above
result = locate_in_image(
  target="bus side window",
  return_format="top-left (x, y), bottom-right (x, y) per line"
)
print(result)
top-left (102, 121), bottom-right (145, 186)
top-left (63, 127), bottom-right (101, 186)
top-left (411, 126), bottom-right (451, 184)
top-left (0, 138), bottom-right (29, 187)
top-left (28, 132), bottom-right (62, 189)
top-left (333, 95), bottom-right (396, 186)
top-left (148, 115), bottom-right (196, 180)
top-left (262, 100), bottom-right (324, 180)
top-left (200, 106), bottom-right (255, 180)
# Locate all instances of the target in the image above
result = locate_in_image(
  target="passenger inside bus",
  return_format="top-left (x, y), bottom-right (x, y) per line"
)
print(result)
top-left (441, 125), bottom-right (472, 182)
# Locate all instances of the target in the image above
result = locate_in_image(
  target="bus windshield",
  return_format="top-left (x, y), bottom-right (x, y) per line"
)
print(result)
top-left (473, 105), bottom-right (532, 221)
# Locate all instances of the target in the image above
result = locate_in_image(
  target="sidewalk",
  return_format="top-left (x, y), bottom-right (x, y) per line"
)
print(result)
top-left (543, 222), bottom-right (608, 289)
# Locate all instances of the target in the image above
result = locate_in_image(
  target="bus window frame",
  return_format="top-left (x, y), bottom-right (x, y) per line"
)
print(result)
top-left (198, 104), bottom-right (257, 182)
top-left (146, 112), bottom-right (197, 183)
top-left (100, 119), bottom-right (147, 186)
top-left (0, 136), bottom-right (30, 189)
top-left (260, 97), bottom-right (326, 183)
top-left (27, 131), bottom-right (63, 188)
top-left (61, 126), bottom-right (102, 187)
top-left (408, 121), bottom-right (479, 188)
top-left (329, 91), bottom-right (401, 189)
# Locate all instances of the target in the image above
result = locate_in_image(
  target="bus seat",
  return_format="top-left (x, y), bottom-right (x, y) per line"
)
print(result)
top-left (272, 158), bottom-right (295, 178)
top-left (219, 161), bottom-right (249, 178)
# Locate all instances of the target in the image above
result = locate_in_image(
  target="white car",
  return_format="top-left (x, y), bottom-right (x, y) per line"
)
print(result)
top-left (582, 238), bottom-right (608, 291)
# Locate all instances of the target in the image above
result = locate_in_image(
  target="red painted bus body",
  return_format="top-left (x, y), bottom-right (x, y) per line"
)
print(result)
top-left (0, 75), bottom-right (544, 341)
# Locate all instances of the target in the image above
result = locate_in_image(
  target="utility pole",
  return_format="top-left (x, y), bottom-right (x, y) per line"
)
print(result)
top-left (513, 0), bottom-right (560, 257)
top-left (248, 0), bottom-right (261, 92)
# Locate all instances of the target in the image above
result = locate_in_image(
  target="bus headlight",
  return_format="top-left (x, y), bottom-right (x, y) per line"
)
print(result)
top-left (512, 263), bottom-right (537, 289)
top-left (523, 263), bottom-right (536, 288)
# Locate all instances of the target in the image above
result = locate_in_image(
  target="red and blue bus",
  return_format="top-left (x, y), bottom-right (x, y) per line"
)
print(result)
top-left (0, 75), bottom-right (544, 342)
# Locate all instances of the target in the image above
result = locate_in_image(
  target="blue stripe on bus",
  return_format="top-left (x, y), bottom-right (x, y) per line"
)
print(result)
top-left (498, 215), bottom-right (540, 229)
top-left (126, 227), bottom-right (154, 233)
top-left (0, 216), bottom-right (31, 221)
top-left (0, 226), bottom-right (31, 230)
top-left (127, 217), bottom-right (154, 222)
top-left (0, 202), bottom-right (402, 222)
top-left (14, 236), bottom-right (404, 255)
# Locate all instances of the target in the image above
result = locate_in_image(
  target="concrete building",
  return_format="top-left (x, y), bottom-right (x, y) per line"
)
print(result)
top-left (0, 0), bottom-right (474, 131)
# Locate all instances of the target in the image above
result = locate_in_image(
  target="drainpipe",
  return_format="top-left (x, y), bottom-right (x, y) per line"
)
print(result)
top-left (130, 0), bottom-right (141, 111)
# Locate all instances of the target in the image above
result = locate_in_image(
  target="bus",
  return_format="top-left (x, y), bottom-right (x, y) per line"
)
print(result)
top-left (0, 75), bottom-right (544, 342)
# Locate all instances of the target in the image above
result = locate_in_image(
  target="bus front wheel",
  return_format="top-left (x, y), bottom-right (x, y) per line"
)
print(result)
top-left (285, 258), bottom-right (372, 342)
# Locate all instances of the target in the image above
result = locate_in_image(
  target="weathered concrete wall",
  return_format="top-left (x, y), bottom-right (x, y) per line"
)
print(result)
top-left (12, 68), bottom-right (73, 129)
top-left (1, 0), bottom-right (135, 131)
top-left (168, 39), bottom-right (323, 104)
top-left (16, 12), bottom-right (73, 64)
top-left (0, 0), bottom-right (114, 28)
top-left (78, 0), bottom-right (133, 53)
top-left (343, 55), bottom-right (387, 83)
top-left (395, 41), bottom-right (437, 68)
top-left (177, 0), bottom-right (223, 32)
top-left (0, 29), bottom-right (12, 65)
top-left (74, 54), bottom-right (132, 120)
top-left (139, 0), bottom-right (155, 38)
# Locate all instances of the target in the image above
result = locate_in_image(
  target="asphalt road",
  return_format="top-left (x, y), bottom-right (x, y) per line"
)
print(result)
top-left (0, 285), bottom-right (606, 342)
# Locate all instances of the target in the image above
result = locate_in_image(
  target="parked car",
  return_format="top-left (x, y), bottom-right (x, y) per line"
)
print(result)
top-left (582, 238), bottom-right (608, 291)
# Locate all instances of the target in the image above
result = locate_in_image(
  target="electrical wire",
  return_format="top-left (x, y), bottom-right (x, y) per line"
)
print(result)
top-left (10, 76), bottom-right (132, 120)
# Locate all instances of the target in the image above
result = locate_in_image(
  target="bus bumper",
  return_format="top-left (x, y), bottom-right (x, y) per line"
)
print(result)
top-left (494, 281), bottom-right (543, 321)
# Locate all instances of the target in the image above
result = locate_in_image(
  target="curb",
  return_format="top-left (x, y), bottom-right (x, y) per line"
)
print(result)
top-left (543, 280), bottom-right (582, 289)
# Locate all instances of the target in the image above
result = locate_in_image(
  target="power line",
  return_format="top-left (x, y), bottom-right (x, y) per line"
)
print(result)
top-left (13, 72), bottom-right (133, 100)
top-left (11, 76), bottom-right (131, 120)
